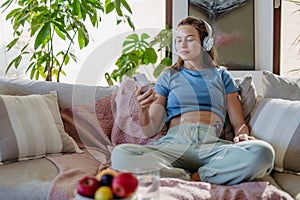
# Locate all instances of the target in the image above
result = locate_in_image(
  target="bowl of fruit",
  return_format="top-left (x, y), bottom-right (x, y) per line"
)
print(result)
top-left (74, 169), bottom-right (138, 200)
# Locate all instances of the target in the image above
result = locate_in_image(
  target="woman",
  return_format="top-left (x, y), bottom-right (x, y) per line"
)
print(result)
top-left (111, 16), bottom-right (274, 185)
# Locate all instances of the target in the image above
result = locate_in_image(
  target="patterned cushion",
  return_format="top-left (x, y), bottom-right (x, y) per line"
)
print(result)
top-left (0, 92), bottom-right (82, 164)
top-left (60, 94), bottom-right (116, 148)
top-left (249, 98), bottom-right (300, 173)
top-left (111, 76), bottom-right (166, 145)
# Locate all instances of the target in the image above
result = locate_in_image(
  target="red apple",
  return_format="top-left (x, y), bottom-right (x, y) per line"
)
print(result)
top-left (112, 172), bottom-right (138, 198)
top-left (77, 176), bottom-right (100, 197)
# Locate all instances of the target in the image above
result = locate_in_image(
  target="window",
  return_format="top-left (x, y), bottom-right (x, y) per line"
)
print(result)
top-left (0, 0), bottom-right (166, 85)
top-left (280, 0), bottom-right (300, 77)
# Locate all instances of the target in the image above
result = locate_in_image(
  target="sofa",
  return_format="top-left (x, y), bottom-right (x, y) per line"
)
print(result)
top-left (0, 70), bottom-right (299, 200)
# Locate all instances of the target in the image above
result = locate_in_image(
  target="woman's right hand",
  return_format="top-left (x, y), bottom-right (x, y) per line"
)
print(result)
top-left (135, 85), bottom-right (157, 110)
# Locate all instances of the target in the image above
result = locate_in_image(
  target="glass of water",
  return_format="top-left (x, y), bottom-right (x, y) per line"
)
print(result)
top-left (135, 168), bottom-right (160, 200)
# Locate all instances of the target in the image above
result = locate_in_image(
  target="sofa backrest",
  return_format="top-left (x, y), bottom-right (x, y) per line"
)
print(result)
top-left (0, 77), bottom-right (117, 109)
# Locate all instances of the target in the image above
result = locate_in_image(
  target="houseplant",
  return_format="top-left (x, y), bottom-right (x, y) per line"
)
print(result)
top-left (105, 25), bottom-right (172, 85)
top-left (1, 0), bottom-right (134, 82)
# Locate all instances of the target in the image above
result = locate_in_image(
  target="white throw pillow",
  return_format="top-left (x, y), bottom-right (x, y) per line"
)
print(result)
top-left (0, 92), bottom-right (82, 164)
top-left (249, 98), bottom-right (300, 173)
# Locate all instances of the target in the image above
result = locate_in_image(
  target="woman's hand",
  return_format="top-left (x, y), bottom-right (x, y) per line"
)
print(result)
top-left (135, 85), bottom-right (157, 109)
top-left (233, 134), bottom-right (256, 143)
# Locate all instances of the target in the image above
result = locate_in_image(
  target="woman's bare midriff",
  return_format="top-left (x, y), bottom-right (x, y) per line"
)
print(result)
top-left (169, 110), bottom-right (222, 129)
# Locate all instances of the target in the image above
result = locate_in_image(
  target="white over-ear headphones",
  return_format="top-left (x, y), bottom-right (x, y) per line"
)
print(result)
top-left (202, 20), bottom-right (214, 51)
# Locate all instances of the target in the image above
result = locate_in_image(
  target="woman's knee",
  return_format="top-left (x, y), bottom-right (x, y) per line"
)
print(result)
top-left (111, 144), bottom-right (143, 159)
top-left (111, 144), bottom-right (144, 170)
top-left (245, 140), bottom-right (275, 175)
top-left (251, 141), bottom-right (274, 164)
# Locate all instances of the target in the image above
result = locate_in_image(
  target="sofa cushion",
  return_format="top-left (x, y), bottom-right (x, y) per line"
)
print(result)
top-left (249, 98), bottom-right (300, 173)
top-left (60, 94), bottom-right (115, 149)
top-left (0, 158), bottom-right (58, 199)
top-left (273, 172), bottom-right (300, 199)
top-left (0, 92), bottom-right (82, 164)
top-left (262, 70), bottom-right (300, 100)
top-left (111, 76), bottom-right (166, 145)
top-left (221, 75), bottom-right (257, 141)
top-left (0, 77), bottom-right (116, 109)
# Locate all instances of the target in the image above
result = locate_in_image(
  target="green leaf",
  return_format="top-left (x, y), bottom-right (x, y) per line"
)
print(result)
top-left (60, 70), bottom-right (66, 76)
top-left (122, 44), bottom-right (137, 54)
top-left (88, 10), bottom-right (98, 27)
top-left (14, 55), bottom-right (22, 68)
top-left (114, 0), bottom-right (123, 16)
top-left (143, 48), bottom-right (157, 64)
top-left (153, 57), bottom-right (172, 78)
top-left (54, 25), bottom-right (66, 40)
top-left (20, 44), bottom-right (29, 53)
top-left (6, 38), bottom-right (19, 51)
top-left (72, 0), bottom-right (81, 16)
top-left (30, 67), bottom-right (36, 79)
top-left (34, 22), bottom-right (51, 50)
top-left (121, 0), bottom-right (132, 14)
top-left (69, 52), bottom-right (78, 62)
top-left (26, 62), bottom-right (35, 73)
top-left (141, 33), bottom-right (150, 41)
top-left (64, 54), bottom-right (70, 65)
top-left (78, 28), bottom-right (85, 49)
top-left (116, 19), bottom-right (122, 25)
top-left (35, 69), bottom-right (40, 80)
top-left (80, 0), bottom-right (88, 20)
top-left (5, 58), bottom-right (16, 73)
top-left (126, 33), bottom-right (139, 41)
top-left (125, 15), bottom-right (135, 31)
top-left (6, 8), bottom-right (22, 20)
top-left (1, 0), bottom-right (13, 12)
top-left (105, 2), bottom-right (114, 14)
top-left (105, 72), bottom-right (114, 85)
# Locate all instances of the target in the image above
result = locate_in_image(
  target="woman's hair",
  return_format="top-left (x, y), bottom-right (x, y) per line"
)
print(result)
top-left (170, 16), bottom-right (218, 70)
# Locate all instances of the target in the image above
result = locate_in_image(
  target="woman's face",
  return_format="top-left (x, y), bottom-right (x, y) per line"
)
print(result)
top-left (175, 25), bottom-right (202, 65)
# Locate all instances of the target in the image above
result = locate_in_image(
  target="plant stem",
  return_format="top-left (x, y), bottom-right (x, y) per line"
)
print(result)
top-left (57, 31), bottom-right (77, 82)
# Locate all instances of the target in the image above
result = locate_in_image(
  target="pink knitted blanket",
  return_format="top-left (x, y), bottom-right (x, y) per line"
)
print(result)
top-left (47, 150), bottom-right (292, 200)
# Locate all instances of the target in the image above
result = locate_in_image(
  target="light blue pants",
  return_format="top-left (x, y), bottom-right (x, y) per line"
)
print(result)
top-left (111, 123), bottom-right (275, 185)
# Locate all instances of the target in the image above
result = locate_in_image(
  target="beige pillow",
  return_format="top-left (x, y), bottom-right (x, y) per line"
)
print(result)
top-left (249, 98), bottom-right (300, 173)
top-left (262, 70), bottom-right (300, 100)
top-left (0, 92), bottom-right (82, 164)
top-left (221, 75), bottom-right (257, 141)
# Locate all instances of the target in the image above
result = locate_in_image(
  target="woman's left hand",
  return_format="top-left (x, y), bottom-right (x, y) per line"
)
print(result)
top-left (233, 134), bottom-right (256, 143)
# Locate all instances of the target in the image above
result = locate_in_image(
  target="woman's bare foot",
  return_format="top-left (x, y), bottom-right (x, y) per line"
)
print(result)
top-left (190, 172), bottom-right (201, 181)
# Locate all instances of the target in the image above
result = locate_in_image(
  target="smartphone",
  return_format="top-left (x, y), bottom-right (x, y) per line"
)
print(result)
top-left (133, 73), bottom-right (150, 94)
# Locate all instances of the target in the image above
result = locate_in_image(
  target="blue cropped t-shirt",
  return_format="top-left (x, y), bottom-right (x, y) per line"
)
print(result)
top-left (154, 66), bottom-right (240, 123)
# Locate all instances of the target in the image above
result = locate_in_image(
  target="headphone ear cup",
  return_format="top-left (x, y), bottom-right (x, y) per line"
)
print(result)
top-left (202, 20), bottom-right (214, 51)
top-left (202, 36), bottom-right (214, 51)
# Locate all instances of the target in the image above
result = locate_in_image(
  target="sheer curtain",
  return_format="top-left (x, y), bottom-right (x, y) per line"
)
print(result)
top-left (0, 11), bottom-right (29, 79)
